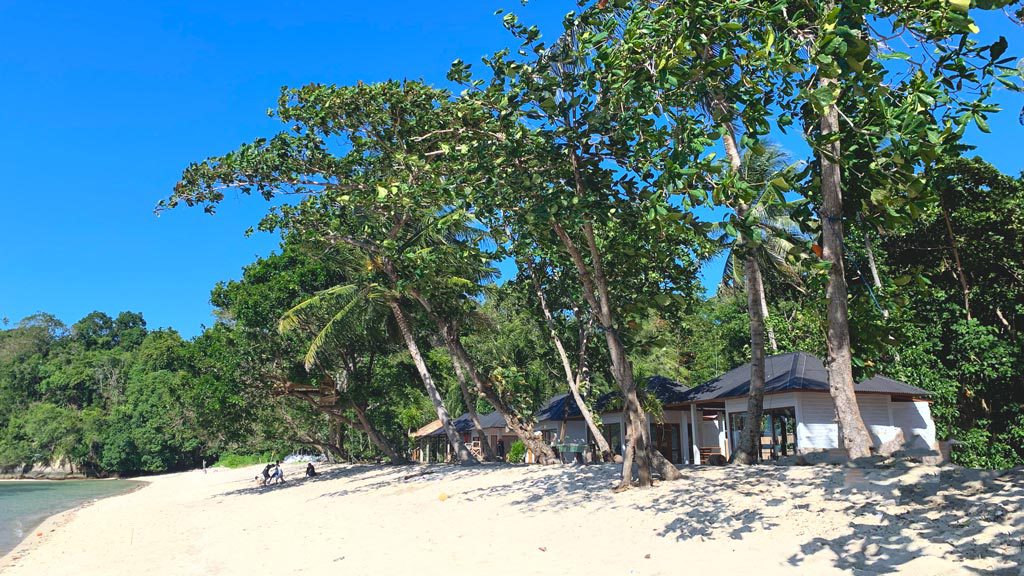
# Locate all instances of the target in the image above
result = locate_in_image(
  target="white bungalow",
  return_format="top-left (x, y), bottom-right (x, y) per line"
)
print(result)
top-left (536, 352), bottom-right (938, 465)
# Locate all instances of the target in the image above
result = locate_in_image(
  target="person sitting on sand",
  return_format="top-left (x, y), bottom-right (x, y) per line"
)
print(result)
top-left (305, 462), bottom-right (318, 478)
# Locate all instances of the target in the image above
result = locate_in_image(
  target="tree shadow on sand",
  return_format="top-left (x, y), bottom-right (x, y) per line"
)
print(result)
top-left (787, 466), bottom-right (1024, 575)
top-left (210, 458), bottom-right (1023, 573)
top-left (216, 464), bottom-right (400, 498)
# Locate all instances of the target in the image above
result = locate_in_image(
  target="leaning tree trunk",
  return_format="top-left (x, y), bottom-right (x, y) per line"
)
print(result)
top-left (452, 357), bottom-right (495, 461)
top-left (388, 300), bottom-right (477, 465)
top-left (819, 93), bottom-right (873, 459)
top-left (529, 264), bottom-right (612, 461)
top-left (735, 256), bottom-right (768, 464)
top-left (444, 334), bottom-right (556, 464)
top-left (552, 220), bottom-right (680, 488)
top-left (398, 282), bottom-right (557, 464)
top-left (351, 403), bottom-right (408, 464)
top-left (940, 196), bottom-right (972, 321)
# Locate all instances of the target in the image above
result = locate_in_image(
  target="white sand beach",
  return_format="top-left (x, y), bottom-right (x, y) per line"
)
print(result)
top-left (1, 462), bottom-right (1020, 576)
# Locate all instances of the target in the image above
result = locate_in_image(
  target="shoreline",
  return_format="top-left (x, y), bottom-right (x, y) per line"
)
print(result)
top-left (0, 478), bottom-right (151, 565)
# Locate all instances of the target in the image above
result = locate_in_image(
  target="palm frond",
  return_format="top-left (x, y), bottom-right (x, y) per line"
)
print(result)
top-left (302, 287), bottom-right (368, 371)
top-left (278, 284), bottom-right (361, 334)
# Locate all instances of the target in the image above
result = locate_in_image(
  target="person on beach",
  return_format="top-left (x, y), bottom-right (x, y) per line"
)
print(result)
top-left (306, 462), bottom-right (318, 477)
top-left (268, 461), bottom-right (285, 484)
top-left (261, 463), bottom-right (274, 485)
top-left (497, 439), bottom-right (506, 461)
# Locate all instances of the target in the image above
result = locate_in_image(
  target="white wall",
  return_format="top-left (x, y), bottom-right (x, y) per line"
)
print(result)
top-left (796, 393), bottom-right (840, 451)
top-left (857, 394), bottom-right (900, 445)
top-left (793, 392), bottom-right (932, 452)
top-left (891, 400), bottom-right (937, 449)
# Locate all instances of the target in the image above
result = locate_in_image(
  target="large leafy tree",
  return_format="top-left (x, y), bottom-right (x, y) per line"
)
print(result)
top-left (164, 80), bottom-right (558, 464)
top-left (597, 0), bottom-right (1020, 458)
top-left (450, 11), bottom-right (706, 488)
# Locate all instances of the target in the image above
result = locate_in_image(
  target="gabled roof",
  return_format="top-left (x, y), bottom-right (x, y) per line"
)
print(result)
top-left (681, 352), bottom-right (829, 402)
top-left (425, 410), bottom-right (509, 437)
top-left (679, 351), bottom-right (930, 402)
top-left (536, 376), bottom-right (690, 422)
top-left (857, 375), bottom-right (931, 396)
top-left (410, 419), bottom-right (442, 438)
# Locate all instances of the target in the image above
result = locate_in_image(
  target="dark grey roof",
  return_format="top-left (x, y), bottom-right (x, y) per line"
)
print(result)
top-left (426, 410), bottom-right (508, 437)
top-left (857, 375), bottom-right (930, 396)
top-left (680, 352), bottom-right (828, 402)
top-left (536, 376), bottom-right (690, 422)
top-left (647, 375), bottom-right (691, 405)
top-left (679, 351), bottom-right (930, 402)
top-left (535, 393), bottom-right (574, 422)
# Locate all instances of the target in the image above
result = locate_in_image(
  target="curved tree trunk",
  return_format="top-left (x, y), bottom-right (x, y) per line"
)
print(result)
top-left (397, 281), bottom-right (557, 464)
top-left (388, 300), bottom-right (477, 465)
top-left (940, 197), bottom-right (972, 321)
top-left (529, 263), bottom-right (612, 461)
top-left (552, 220), bottom-right (679, 488)
top-left (452, 357), bottom-right (495, 461)
top-left (351, 403), bottom-right (408, 464)
top-left (735, 256), bottom-right (768, 464)
top-left (819, 94), bottom-right (873, 459)
top-left (444, 335), bottom-right (556, 464)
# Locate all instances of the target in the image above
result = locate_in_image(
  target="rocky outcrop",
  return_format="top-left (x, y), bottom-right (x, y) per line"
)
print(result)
top-left (0, 459), bottom-right (89, 480)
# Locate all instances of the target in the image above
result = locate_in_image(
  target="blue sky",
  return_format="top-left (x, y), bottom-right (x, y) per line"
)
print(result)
top-left (0, 2), bottom-right (1021, 338)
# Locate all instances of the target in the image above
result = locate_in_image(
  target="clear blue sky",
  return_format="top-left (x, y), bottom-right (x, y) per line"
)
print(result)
top-left (1, 3), bottom-right (1021, 338)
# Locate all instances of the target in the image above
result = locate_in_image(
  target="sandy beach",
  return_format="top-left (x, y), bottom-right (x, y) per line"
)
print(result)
top-left (1, 461), bottom-right (1020, 576)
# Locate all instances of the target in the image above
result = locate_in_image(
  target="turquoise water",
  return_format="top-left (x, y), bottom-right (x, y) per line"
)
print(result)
top-left (0, 480), bottom-right (141, 557)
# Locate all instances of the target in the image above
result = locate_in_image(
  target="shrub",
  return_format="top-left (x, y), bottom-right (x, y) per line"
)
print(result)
top-left (506, 440), bottom-right (526, 463)
top-left (214, 452), bottom-right (274, 468)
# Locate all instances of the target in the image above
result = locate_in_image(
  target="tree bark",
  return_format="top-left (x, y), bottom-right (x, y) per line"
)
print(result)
top-left (735, 256), bottom-right (768, 464)
top-left (940, 197), bottom-right (972, 321)
top-left (819, 93), bottom-right (873, 459)
top-left (351, 402), bottom-right (408, 464)
top-left (717, 111), bottom-right (770, 466)
top-left (552, 220), bottom-right (679, 487)
top-left (528, 263), bottom-right (612, 461)
top-left (388, 300), bottom-right (477, 465)
top-left (451, 355), bottom-right (495, 461)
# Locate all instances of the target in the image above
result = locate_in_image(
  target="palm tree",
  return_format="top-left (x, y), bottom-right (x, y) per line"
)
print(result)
top-left (712, 143), bottom-right (806, 464)
top-left (715, 144), bottom-right (806, 353)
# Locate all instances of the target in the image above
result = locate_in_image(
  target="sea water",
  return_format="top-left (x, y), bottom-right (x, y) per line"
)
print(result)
top-left (0, 479), bottom-right (141, 557)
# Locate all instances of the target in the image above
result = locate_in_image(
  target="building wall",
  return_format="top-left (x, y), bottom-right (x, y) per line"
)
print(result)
top-left (891, 400), bottom-right (937, 448)
top-left (792, 392), bottom-right (925, 452)
top-left (857, 394), bottom-right (900, 445)
top-left (795, 393), bottom-right (839, 451)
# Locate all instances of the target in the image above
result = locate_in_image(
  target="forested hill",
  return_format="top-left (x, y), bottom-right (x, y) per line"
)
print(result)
top-left (0, 312), bottom-right (255, 476)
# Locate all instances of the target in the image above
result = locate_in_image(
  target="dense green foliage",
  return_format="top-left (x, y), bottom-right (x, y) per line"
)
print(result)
top-left (0, 312), bottom-right (256, 475)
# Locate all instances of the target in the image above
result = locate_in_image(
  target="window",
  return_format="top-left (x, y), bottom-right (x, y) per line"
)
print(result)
top-left (728, 407), bottom-right (797, 461)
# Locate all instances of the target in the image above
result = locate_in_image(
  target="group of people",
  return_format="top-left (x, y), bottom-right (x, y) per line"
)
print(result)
top-left (257, 461), bottom-right (319, 487)
top-left (260, 461), bottom-right (285, 485)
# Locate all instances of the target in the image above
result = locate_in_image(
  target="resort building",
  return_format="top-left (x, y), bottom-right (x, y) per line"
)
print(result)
top-left (409, 411), bottom-right (519, 463)
top-left (536, 351), bottom-right (938, 464)
top-left (411, 352), bottom-right (937, 465)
